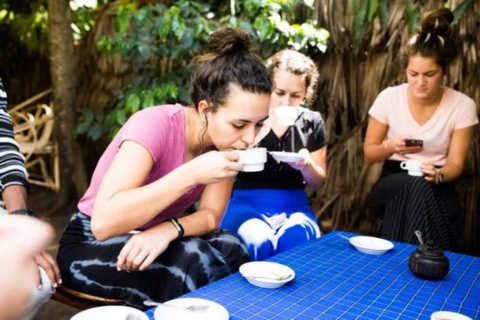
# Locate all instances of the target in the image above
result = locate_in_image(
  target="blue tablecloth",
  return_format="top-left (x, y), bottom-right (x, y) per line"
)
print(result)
top-left (146, 231), bottom-right (480, 319)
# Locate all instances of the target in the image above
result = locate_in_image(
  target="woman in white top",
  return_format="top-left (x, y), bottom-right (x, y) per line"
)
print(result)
top-left (364, 8), bottom-right (478, 251)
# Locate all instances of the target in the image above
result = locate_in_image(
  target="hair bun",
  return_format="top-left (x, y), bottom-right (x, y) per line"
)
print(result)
top-left (420, 8), bottom-right (454, 36)
top-left (209, 28), bottom-right (251, 56)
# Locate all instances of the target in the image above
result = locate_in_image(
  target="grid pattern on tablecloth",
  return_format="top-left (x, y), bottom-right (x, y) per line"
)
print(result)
top-left (146, 231), bottom-right (480, 320)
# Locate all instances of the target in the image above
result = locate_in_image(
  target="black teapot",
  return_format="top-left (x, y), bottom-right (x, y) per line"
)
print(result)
top-left (409, 231), bottom-right (449, 280)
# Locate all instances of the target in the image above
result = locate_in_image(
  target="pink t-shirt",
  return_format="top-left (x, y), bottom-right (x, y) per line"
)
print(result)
top-left (369, 84), bottom-right (478, 166)
top-left (78, 104), bottom-right (205, 229)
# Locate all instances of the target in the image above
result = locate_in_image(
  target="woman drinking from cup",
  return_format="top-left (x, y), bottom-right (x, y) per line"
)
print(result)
top-left (221, 50), bottom-right (327, 261)
top-left (364, 9), bottom-right (478, 251)
top-left (56, 28), bottom-right (272, 309)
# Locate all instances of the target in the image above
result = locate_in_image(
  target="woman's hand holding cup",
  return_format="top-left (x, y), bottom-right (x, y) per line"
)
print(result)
top-left (189, 150), bottom-right (243, 185)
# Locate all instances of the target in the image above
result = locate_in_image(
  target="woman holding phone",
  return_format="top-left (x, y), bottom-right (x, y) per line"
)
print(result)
top-left (364, 9), bottom-right (478, 251)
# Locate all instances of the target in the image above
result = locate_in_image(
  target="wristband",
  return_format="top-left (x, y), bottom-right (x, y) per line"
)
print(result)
top-left (10, 209), bottom-right (35, 217)
top-left (169, 218), bottom-right (184, 240)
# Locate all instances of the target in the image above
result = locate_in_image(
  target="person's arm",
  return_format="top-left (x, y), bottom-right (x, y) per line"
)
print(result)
top-left (364, 117), bottom-right (422, 164)
top-left (0, 215), bottom-right (54, 320)
top-left (0, 78), bottom-right (30, 210)
top-left (289, 146), bottom-right (326, 190)
top-left (92, 140), bottom-right (241, 241)
top-left (116, 178), bottom-right (234, 272)
top-left (179, 177), bottom-right (234, 236)
top-left (2, 185), bottom-right (28, 212)
top-left (420, 126), bottom-right (475, 183)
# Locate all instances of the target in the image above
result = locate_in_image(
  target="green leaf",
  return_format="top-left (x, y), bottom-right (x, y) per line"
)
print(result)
top-left (142, 92), bottom-right (155, 108)
top-left (116, 109), bottom-right (126, 125)
top-left (84, 109), bottom-right (94, 124)
top-left (116, 10), bottom-right (129, 34)
top-left (452, 0), bottom-right (473, 24)
top-left (379, 0), bottom-right (389, 27)
top-left (367, 0), bottom-right (379, 22)
top-left (75, 121), bottom-right (89, 136)
top-left (353, 0), bottom-right (369, 42)
top-left (138, 45), bottom-right (151, 61)
top-left (126, 93), bottom-right (140, 113)
top-left (96, 110), bottom-right (104, 122)
top-left (87, 124), bottom-right (104, 141)
top-left (405, 0), bottom-right (418, 35)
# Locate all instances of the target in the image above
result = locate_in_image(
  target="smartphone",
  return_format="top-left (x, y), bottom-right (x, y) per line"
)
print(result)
top-left (404, 139), bottom-right (424, 147)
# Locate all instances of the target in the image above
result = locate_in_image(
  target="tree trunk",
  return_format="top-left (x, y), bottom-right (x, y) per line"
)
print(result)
top-left (47, 0), bottom-right (87, 204)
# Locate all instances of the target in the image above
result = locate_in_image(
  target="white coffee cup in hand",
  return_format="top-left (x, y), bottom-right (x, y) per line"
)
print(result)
top-left (236, 148), bottom-right (267, 172)
top-left (274, 106), bottom-right (298, 126)
top-left (400, 160), bottom-right (424, 176)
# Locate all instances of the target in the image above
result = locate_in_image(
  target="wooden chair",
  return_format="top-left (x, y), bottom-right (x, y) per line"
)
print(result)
top-left (53, 285), bottom-right (124, 310)
top-left (9, 90), bottom-right (60, 192)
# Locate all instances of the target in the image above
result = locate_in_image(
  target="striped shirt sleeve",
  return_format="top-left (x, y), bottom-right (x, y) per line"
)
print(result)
top-left (0, 77), bottom-right (29, 192)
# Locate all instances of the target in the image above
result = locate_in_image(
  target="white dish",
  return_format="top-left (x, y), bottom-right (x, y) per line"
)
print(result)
top-left (71, 306), bottom-right (148, 320)
top-left (269, 151), bottom-right (305, 163)
top-left (349, 236), bottom-right (394, 255)
top-left (154, 298), bottom-right (228, 320)
top-left (239, 261), bottom-right (295, 289)
top-left (431, 311), bottom-right (472, 320)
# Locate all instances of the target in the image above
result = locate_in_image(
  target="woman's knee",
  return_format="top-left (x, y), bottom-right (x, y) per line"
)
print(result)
top-left (237, 218), bottom-right (274, 247)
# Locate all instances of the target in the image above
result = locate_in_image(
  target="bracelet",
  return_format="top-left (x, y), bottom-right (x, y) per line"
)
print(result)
top-left (10, 209), bottom-right (35, 217)
top-left (169, 218), bottom-right (184, 240)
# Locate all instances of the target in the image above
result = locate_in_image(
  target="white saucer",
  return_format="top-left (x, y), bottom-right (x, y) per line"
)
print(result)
top-left (154, 298), bottom-right (228, 320)
top-left (71, 306), bottom-right (148, 320)
top-left (239, 261), bottom-right (295, 289)
top-left (349, 236), bottom-right (394, 255)
top-left (269, 151), bottom-right (305, 163)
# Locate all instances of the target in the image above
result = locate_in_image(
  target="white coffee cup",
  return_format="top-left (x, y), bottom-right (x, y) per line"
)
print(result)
top-left (275, 106), bottom-right (298, 126)
top-left (431, 311), bottom-right (472, 320)
top-left (400, 160), bottom-right (424, 176)
top-left (236, 148), bottom-right (267, 172)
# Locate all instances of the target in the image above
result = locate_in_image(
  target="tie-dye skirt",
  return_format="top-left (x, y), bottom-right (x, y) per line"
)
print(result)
top-left (220, 188), bottom-right (321, 261)
top-left (57, 211), bottom-right (250, 310)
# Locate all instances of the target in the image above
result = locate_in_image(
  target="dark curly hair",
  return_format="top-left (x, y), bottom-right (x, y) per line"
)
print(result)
top-left (406, 8), bottom-right (458, 71)
top-left (266, 50), bottom-right (319, 106)
top-left (190, 28), bottom-right (272, 112)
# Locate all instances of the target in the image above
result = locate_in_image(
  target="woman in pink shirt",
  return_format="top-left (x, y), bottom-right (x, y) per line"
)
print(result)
top-left (56, 28), bottom-right (272, 308)
top-left (364, 9), bottom-right (478, 251)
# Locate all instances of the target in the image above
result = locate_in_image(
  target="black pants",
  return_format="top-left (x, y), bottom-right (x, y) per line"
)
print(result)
top-left (57, 211), bottom-right (250, 310)
top-left (369, 161), bottom-right (463, 251)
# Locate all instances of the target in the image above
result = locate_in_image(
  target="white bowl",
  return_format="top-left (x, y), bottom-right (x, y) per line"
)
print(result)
top-left (349, 236), bottom-right (394, 255)
top-left (431, 311), bottom-right (472, 320)
top-left (239, 261), bottom-right (295, 289)
top-left (71, 306), bottom-right (148, 320)
top-left (154, 298), bottom-right (228, 320)
top-left (269, 151), bottom-right (305, 163)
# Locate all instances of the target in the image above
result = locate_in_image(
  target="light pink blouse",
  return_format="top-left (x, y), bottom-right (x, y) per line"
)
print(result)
top-left (369, 84), bottom-right (478, 166)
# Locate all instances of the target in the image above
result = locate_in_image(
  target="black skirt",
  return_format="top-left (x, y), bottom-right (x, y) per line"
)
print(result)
top-left (57, 211), bottom-right (250, 310)
top-left (369, 160), bottom-right (463, 251)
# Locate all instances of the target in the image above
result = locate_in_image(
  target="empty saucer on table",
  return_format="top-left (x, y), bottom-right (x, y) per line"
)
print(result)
top-left (154, 298), bottom-right (228, 320)
top-left (269, 151), bottom-right (305, 163)
top-left (71, 306), bottom-right (148, 320)
top-left (239, 261), bottom-right (295, 289)
top-left (349, 236), bottom-right (394, 255)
